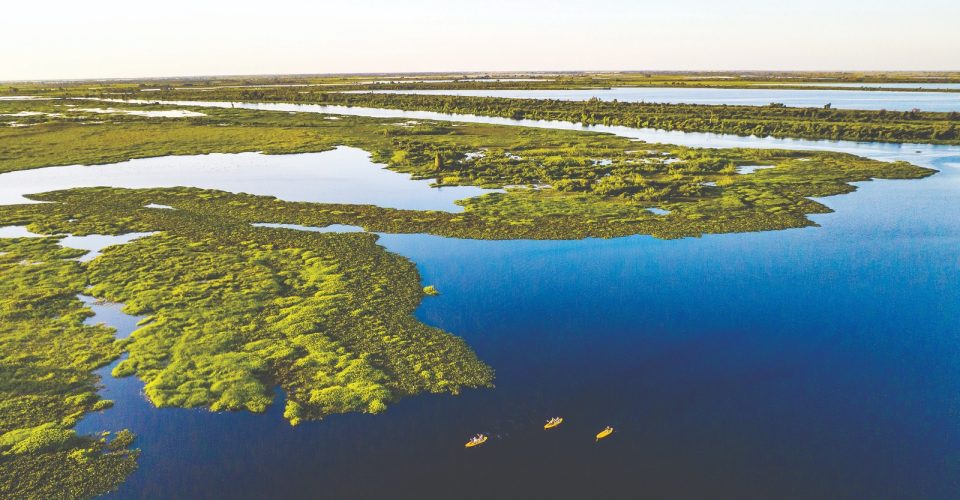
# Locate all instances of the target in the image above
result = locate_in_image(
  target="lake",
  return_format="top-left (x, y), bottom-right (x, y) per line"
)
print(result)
top-left (24, 101), bottom-right (959, 498)
top-left (346, 87), bottom-right (960, 112)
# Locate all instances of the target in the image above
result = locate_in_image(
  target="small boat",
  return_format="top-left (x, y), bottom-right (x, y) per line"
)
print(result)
top-left (544, 417), bottom-right (563, 430)
top-left (595, 426), bottom-right (614, 442)
top-left (465, 434), bottom-right (488, 448)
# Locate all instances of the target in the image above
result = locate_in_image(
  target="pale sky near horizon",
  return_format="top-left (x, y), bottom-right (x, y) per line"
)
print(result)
top-left (4, 0), bottom-right (958, 81)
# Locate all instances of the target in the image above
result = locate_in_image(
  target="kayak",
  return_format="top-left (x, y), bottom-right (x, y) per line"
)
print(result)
top-left (465, 434), bottom-right (488, 448)
top-left (544, 417), bottom-right (563, 430)
top-left (596, 426), bottom-right (614, 441)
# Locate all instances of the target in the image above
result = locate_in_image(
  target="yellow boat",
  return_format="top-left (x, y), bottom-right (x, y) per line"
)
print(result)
top-left (544, 417), bottom-right (563, 430)
top-left (465, 434), bottom-right (487, 448)
top-left (595, 426), bottom-right (614, 442)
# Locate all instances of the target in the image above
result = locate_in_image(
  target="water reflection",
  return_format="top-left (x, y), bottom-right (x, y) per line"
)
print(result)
top-left (78, 294), bottom-right (146, 339)
top-left (251, 222), bottom-right (364, 233)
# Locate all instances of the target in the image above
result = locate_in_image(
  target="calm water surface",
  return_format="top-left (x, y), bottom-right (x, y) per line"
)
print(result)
top-left (348, 87), bottom-right (960, 112)
top-left (0, 146), bottom-right (494, 212)
top-left (251, 222), bottom-right (365, 233)
top-left (50, 102), bottom-right (960, 499)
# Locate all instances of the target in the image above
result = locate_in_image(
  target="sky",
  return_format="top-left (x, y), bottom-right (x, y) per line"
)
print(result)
top-left (4, 0), bottom-right (958, 81)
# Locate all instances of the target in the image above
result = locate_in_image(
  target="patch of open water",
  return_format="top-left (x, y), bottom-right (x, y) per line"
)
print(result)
top-left (0, 146), bottom-right (497, 212)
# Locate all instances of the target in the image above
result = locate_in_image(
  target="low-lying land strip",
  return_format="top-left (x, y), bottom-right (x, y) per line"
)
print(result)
top-left (5, 71), bottom-right (960, 95)
top-left (272, 92), bottom-right (960, 145)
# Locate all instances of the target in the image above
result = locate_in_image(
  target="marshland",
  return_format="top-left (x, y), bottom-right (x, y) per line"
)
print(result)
top-left (2, 69), bottom-right (959, 499)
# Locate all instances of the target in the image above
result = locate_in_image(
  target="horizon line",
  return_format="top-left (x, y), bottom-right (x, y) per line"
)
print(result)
top-left (5, 69), bottom-right (960, 85)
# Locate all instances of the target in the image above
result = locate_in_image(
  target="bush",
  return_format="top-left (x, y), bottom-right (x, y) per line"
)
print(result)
top-left (108, 429), bottom-right (135, 451)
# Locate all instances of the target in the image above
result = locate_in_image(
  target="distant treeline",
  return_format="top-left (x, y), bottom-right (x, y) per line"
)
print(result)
top-left (294, 93), bottom-right (960, 145)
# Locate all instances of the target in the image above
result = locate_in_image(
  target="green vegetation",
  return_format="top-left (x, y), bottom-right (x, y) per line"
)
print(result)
top-left (294, 92), bottom-right (960, 145)
top-left (0, 97), bottom-right (686, 174)
top-left (0, 237), bottom-right (138, 499)
top-left (0, 97), bottom-right (934, 241)
top-left (324, 71), bottom-right (960, 92)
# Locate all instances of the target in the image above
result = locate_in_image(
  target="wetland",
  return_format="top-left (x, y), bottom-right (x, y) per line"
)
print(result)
top-left (0, 78), bottom-right (958, 499)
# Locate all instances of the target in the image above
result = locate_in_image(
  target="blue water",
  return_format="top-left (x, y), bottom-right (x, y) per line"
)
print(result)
top-left (350, 87), bottom-right (960, 112)
top-left (60, 101), bottom-right (960, 498)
